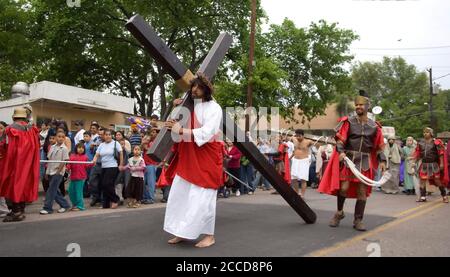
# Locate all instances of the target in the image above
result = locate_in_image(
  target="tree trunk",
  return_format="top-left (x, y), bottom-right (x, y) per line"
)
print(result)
top-left (146, 83), bottom-right (158, 117)
top-left (159, 76), bottom-right (167, 118)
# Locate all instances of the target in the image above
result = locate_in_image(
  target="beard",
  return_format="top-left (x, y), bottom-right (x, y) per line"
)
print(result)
top-left (356, 109), bottom-right (365, 115)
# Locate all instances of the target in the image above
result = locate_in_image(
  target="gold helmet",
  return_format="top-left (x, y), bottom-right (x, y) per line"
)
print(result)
top-left (12, 107), bottom-right (28, 119)
top-left (355, 89), bottom-right (370, 112)
top-left (355, 89), bottom-right (369, 105)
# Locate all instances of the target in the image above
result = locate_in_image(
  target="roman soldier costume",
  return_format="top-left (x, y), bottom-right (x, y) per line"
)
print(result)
top-left (318, 90), bottom-right (386, 231)
top-left (415, 127), bottom-right (448, 202)
top-left (0, 107), bottom-right (40, 222)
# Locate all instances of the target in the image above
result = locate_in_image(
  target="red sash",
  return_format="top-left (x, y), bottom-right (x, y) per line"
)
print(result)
top-left (165, 112), bottom-right (223, 190)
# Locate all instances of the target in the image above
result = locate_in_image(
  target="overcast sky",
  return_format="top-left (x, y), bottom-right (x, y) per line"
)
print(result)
top-left (261, 0), bottom-right (450, 89)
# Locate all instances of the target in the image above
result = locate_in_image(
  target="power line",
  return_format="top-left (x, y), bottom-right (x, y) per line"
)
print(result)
top-left (353, 45), bottom-right (450, 51)
top-left (354, 52), bottom-right (450, 57)
top-left (433, 72), bottom-right (450, 81)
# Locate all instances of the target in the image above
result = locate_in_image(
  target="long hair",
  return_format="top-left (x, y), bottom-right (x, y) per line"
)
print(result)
top-left (190, 73), bottom-right (213, 101)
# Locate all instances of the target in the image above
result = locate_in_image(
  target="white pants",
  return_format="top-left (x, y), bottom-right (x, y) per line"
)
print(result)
top-left (164, 175), bottom-right (217, 239)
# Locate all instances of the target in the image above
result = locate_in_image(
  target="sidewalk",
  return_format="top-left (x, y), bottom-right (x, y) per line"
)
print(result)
top-left (12, 182), bottom-right (170, 223)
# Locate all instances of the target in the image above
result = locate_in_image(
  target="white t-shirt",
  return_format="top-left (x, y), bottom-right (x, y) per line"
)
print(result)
top-left (74, 129), bottom-right (86, 145)
top-left (96, 140), bottom-right (122, 168)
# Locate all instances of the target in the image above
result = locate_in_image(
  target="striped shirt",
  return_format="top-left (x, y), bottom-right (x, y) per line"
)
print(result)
top-left (129, 133), bottom-right (142, 148)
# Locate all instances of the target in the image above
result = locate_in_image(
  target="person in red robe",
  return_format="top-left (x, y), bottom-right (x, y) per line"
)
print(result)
top-left (0, 107), bottom-right (40, 222)
top-left (414, 127), bottom-right (448, 203)
top-left (156, 145), bottom-right (176, 203)
top-left (318, 90), bottom-right (386, 231)
top-left (269, 135), bottom-right (291, 195)
top-left (446, 141), bottom-right (450, 192)
top-left (163, 73), bottom-right (223, 248)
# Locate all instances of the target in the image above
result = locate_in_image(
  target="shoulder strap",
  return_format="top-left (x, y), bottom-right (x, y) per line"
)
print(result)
top-left (334, 117), bottom-right (348, 133)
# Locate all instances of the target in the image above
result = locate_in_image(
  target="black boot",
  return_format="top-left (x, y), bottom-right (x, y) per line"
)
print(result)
top-left (353, 200), bottom-right (367, 231)
top-left (418, 187), bottom-right (427, 202)
top-left (337, 194), bottom-right (346, 211)
top-left (3, 202), bottom-right (26, 222)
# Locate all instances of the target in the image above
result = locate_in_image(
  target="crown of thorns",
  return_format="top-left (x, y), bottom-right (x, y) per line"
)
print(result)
top-left (193, 73), bottom-right (214, 93)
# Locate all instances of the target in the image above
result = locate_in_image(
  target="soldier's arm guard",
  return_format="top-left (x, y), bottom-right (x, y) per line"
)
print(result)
top-left (336, 141), bottom-right (345, 154)
top-left (377, 151), bottom-right (387, 163)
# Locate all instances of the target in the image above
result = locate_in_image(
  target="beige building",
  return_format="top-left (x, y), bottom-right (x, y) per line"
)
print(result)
top-left (279, 103), bottom-right (342, 136)
top-left (0, 81), bottom-right (135, 132)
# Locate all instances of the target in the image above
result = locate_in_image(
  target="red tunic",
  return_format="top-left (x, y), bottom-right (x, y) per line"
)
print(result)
top-left (143, 141), bottom-right (158, 166)
top-left (0, 122), bottom-right (40, 203)
top-left (414, 139), bottom-right (449, 186)
top-left (66, 154), bottom-right (92, 180)
top-left (165, 112), bottom-right (223, 190)
top-left (318, 116), bottom-right (385, 199)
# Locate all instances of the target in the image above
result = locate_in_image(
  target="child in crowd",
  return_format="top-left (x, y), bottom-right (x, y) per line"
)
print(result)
top-left (40, 131), bottom-right (71, 214)
top-left (66, 143), bottom-right (92, 211)
top-left (83, 131), bottom-right (94, 198)
top-left (83, 131), bottom-right (95, 161)
top-left (121, 145), bottom-right (146, 208)
top-left (42, 132), bottom-right (57, 193)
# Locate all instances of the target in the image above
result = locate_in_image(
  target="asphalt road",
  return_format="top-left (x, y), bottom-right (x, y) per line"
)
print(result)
top-left (0, 188), bottom-right (448, 257)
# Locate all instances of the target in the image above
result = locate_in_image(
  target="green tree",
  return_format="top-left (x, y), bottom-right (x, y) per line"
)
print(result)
top-left (351, 57), bottom-right (450, 138)
top-left (265, 19), bottom-right (357, 122)
top-left (0, 0), bottom-right (41, 99)
top-left (217, 18), bottom-right (358, 123)
top-left (1, 0), bottom-right (255, 116)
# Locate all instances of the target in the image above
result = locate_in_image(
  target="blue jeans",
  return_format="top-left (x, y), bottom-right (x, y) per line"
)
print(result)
top-left (240, 164), bottom-right (255, 192)
top-left (39, 148), bottom-right (46, 179)
top-left (43, 174), bottom-right (70, 212)
top-left (143, 165), bottom-right (157, 201)
top-left (252, 171), bottom-right (271, 190)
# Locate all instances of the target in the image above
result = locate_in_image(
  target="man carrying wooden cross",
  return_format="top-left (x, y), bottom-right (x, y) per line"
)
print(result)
top-left (163, 73), bottom-right (223, 248)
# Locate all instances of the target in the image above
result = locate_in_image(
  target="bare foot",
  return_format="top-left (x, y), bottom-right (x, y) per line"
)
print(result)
top-left (195, 235), bottom-right (215, 248)
top-left (168, 237), bottom-right (185, 244)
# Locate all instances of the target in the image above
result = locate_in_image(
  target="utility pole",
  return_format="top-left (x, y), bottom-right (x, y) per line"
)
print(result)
top-left (246, 0), bottom-right (257, 132)
top-left (427, 67), bottom-right (433, 129)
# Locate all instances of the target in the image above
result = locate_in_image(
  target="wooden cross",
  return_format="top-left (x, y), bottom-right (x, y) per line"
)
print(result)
top-left (125, 14), bottom-right (316, 224)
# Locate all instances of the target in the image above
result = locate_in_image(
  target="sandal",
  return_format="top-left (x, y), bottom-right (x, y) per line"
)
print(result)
top-left (416, 197), bottom-right (427, 202)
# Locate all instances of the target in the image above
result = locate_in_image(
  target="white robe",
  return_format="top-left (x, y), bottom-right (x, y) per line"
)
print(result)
top-left (163, 100), bottom-right (222, 239)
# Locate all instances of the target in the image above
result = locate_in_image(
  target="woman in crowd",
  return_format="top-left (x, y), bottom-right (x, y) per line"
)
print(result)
top-left (402, 137), bottom-right (417, 195)
top-left (92, 129), bottom-right (123, 209)
top-left (225, 140), bottom-right (242, 196)
top-left (115, 131), bottom-right (131, 154)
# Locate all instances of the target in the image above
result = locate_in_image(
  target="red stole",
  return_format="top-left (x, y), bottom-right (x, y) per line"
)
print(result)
top-left (165, 112), bottom-right (223, 190)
